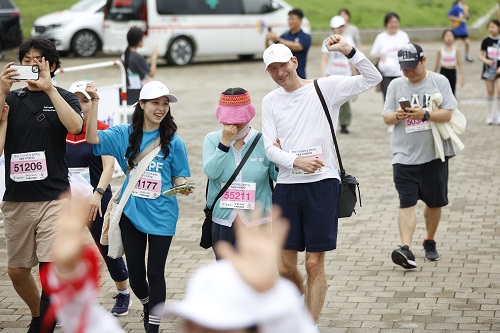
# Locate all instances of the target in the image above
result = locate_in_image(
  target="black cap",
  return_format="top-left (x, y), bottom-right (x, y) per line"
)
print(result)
top-left (398, 43), bottom-right (424, 69)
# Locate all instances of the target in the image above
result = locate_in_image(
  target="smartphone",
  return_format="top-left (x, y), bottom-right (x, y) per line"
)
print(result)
top-left (162, 182), bottom-right (196, 197)
top-left (11, 65), bottom-right (39, 80)
top-left (398, 99), bottom-right (411, 112)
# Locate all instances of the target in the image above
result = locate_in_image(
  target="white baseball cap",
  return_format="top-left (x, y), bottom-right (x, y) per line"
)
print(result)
top-left (154, 260), bottom-right (306, 330)
top-left (330, 15), bottom-right (346, 29)
top-left (263, 43), bottom-right (293, 72)
top-left (132, 81), bottom-right (178, 106)
top-left (69, 81), bottom-right (91, 100)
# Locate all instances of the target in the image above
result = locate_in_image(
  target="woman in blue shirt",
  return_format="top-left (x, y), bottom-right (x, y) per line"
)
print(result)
top-left (86, 81), bottom-right (191, 333)
top-left (203, 88), bottom-right (278, 253)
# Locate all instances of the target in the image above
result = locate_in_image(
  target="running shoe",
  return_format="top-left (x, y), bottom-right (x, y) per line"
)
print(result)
top-left (423, 239), bottom-right (441, 261)
top-left (391, 245), bottom-right (417, 269)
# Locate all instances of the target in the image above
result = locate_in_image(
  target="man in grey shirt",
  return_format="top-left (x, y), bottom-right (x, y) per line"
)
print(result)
top-left (383, 43), bottom-right (457, 269)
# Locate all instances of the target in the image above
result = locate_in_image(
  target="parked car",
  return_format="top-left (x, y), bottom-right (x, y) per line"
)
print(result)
top-left (31, 0), bottom-right (106, 57)
top-left (0, 0), bottom-right (23, 54)
top-left (103, 0), bottom-right (310, 66)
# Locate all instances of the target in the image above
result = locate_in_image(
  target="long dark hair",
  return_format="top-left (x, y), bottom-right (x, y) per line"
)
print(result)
top-left (123, 27), bottom-right (144, 71)
top-left (125, 99), bottom-right (177, 169)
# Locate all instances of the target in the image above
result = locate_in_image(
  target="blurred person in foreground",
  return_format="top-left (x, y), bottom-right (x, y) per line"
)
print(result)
top-left (0, 37), bottom-right (83, 333)
top-left (41, 192), bottom-right (316, 333)
top-left (262, 36), bottom-right (381, 328)
top-left (383, 43), bottom-right (457, 269)
top-left (265, 8), bottom-right (311, 79)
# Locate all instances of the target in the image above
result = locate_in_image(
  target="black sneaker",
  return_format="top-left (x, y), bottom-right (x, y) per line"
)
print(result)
top-left (27, 317), bottom-right (40, 333)
top-left (391, 245), bottom-right (417, 269)
top-left (340, 125), bottom-right (349, 134)
top-left (423, 239), bottom-right (441, 261)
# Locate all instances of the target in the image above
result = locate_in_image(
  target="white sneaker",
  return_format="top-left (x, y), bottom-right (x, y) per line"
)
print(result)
top-left (487, 116), bottom-right (493, 125)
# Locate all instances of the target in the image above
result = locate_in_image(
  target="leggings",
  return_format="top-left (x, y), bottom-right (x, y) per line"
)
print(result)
top-left (88, 192), bottom-right (129, 282)
top-left (119, 214), bottom-right (172, 311)
top-left (381, 76), bottom-right (399, 102)
top-left (440, 67), bottom-right (457, 96)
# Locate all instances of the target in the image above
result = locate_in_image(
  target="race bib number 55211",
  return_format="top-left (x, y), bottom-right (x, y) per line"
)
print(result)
top-left (10, 151), bottom-right (48, 182)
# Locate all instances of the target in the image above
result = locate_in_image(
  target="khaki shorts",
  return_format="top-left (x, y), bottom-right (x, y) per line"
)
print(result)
top-left (1, 200), bottom-right (66, 268)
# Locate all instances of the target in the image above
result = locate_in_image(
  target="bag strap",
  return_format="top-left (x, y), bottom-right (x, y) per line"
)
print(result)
top-left (206, 132), bottom-right (262, 213)
top-left (126, 137), bottom-right (161, 175)
top-left (118, 144), bottom-right (161, 209)
top-left (313, 79), bottom-right (347, 180)
top-left (15, 88), bottom-right (67, 162)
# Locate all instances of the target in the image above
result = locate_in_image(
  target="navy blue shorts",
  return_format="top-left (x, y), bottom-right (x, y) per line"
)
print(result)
top-left (393, 158), bottom-right (449, 208)
top-left (272, 179), bottom-right (339, 252)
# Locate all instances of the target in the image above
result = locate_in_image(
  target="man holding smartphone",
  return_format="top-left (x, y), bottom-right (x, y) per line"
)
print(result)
top-left (0, 37), bottom-right (83, 333)
top-left (383, 43), bottom-right (457, 269)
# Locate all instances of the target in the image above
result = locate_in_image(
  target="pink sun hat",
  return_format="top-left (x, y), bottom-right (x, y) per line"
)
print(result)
top-left (215, 91), bottom-right (256, 125)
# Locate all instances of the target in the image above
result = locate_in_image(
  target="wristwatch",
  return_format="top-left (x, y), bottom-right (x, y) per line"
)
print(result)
top-left (422, 111), bottom-right (430, 121)
top-left (94, 187), bottom-right (105, 196)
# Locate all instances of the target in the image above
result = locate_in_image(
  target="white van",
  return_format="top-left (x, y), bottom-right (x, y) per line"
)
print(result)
top-left (102, 0), bottom-right (310, 65)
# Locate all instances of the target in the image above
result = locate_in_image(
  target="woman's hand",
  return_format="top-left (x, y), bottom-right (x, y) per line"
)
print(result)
top-left (88, 191), bottom-right (103, 221)
top-left (221, 124), bottom-right (238, 146)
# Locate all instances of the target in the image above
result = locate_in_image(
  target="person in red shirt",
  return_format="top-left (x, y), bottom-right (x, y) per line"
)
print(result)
top-left (66, 81), bottom-right (131, 317)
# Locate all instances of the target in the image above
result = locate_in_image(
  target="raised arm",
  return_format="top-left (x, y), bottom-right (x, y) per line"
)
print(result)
top-left (85, 82), bottom-right (100, 144)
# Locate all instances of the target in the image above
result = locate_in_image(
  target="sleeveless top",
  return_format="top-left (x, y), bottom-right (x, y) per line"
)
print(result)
top-left (440, 46), bottom-right (457, 68)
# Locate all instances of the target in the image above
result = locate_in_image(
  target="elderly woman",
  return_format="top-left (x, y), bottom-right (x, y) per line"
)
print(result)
top-left (203, 88), bottom-right (278, 252)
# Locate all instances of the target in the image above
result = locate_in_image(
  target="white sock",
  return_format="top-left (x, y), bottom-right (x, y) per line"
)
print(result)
top-left (116, 288), bottom-right (130, 295)
top-left (496, 96), bottom-right (500, 121)
top-left (487, 96), bottom-right (494, 122)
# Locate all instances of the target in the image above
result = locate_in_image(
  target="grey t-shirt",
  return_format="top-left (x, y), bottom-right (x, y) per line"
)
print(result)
top-left (383, 71), bottom-right (457, 165)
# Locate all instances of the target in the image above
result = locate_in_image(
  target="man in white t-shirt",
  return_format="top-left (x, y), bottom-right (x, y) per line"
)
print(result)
top-left (261, 39), bottom-right (381, 326)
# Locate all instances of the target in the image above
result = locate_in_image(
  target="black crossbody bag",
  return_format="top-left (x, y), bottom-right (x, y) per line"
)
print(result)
top-left (313, 79), bottom-right (361, 218)
top-left (200, 132), bottom-right (262, 249)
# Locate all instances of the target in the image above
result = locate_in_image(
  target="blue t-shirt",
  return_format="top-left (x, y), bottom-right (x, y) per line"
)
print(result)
top-left (280, 29), bottom-right (311, 79)
top-left (448, 3), bottom-right (468, 37)
top-left (93, 125), bottom-right (191, 236)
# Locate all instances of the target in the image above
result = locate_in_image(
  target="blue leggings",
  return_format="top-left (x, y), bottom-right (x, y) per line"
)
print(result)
top-left (88, 192), bottom-right (128, 282)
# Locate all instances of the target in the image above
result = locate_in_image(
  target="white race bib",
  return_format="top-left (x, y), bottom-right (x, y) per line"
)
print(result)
top-left (290, 146), bottom-right (325, 178)
top-left (10, 151), bottom-right (48, 182)
top-left (220, 182), bottom-right (256, 210)
top-left (68, 167), bottom-right (90, 184)
top-left (131, 170), bottom-right (162, 199)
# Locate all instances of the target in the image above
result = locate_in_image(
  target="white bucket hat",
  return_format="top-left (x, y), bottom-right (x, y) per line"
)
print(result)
top-left (154, 260), bottom-right (305, 330)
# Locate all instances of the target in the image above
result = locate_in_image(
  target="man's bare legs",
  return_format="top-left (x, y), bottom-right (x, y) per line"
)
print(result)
top-left (304, 251), bottom-right (326, 322)
top-left (279, 249), bottom-right (327, 322)
top-left (7, 267), bottom-right (40, 316)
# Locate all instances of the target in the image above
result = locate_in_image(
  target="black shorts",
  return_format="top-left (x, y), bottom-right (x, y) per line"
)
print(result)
top-left (393, 159), bottom-right (449, 208)
top-left (453, 33), bottom-right (469, 39)
top-left (272, 179), bottom-right (339, 252)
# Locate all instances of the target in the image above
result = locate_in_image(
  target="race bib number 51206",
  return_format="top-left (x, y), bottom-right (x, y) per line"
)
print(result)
top-left (10, 151), bottom-right (48, 182)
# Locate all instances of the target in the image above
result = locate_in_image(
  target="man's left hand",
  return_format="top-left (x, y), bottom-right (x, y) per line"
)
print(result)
top-left (324, 34), bottom-right (352, 55)
top-left (26, 57), bottom-right (53, 91)
top-left (406, 104), bottom-right (425, 120)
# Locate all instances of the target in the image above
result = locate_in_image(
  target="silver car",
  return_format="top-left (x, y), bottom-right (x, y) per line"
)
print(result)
top-left (31, 0), bottom-right (106, 57)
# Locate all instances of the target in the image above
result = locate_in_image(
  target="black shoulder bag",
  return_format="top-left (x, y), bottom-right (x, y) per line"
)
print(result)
top-left (313, 79), bottom-right (361, 218)
top-left (200, 132), bottom-right (262, 249)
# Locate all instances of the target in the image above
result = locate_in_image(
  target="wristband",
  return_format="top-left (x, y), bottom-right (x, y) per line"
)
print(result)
top-left (94, 187), bottom-right (105, 196)
top-left (345, 47), bottom-right (357, 59)
top-left (218, 142), bottom-right (230, 153)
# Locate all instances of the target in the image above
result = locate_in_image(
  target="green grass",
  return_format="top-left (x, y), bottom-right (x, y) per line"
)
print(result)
top-left (286, 0), bottom-right (498, 30)
top-left (17, 0), bottom-right (79, 38)
top-left (16, 0), bottom-right (499, 39)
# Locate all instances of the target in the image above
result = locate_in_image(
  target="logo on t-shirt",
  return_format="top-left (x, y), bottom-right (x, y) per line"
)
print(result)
top-left (42, 106), bottom-right (56, 112)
